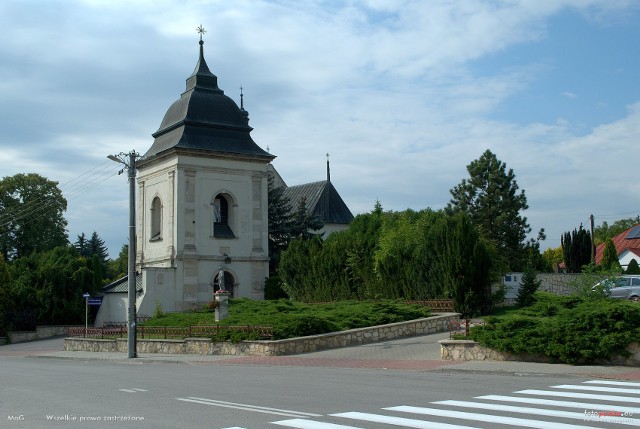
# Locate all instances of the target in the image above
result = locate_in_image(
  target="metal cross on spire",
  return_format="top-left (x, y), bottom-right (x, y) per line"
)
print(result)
top-left (326, 153), bottom-right (331, 181)
top-left (196, 25), bottom-right (206, 41)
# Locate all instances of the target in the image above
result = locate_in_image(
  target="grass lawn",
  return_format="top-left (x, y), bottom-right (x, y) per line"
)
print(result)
top-left (144, 299), bottom-right (432, 340)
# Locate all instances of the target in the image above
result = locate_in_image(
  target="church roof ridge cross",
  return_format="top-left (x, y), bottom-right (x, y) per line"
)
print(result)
top-left (196, 25), bottom-right (206, 41)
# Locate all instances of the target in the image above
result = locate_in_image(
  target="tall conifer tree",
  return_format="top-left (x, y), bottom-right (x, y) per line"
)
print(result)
top-left (446, 150), bottom-right (533, 271)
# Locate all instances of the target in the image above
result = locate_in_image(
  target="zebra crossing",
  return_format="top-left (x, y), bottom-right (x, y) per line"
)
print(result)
top-left (267, 379), bottom-right (640, 428)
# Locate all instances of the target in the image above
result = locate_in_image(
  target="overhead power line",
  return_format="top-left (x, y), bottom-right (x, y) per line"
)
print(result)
top-left (0, 161), bottom-right (122, 232)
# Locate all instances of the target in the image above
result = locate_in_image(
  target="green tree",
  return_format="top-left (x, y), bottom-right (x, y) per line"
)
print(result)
top-left (516, 265), bottom-right (541, 308)
top-left (429, 212), bottom-right (496, 316)
top-left (7, 246), bottom-right (102, 328)
top-left (375, 209), bottom-right (444, 299)
top-left (107, 244), bottom-right (128, 281)
top-left (600, 238), bottom-right (620, 271)
top-left (87, 232), bottom-right (109, 266)
top-left (561, 225), bottom-right (592, 273)
top-left (0, 173), bottom-right (68, 261)
top-left (279, 237), bottom-right (324, 301)
top-left (626, 258), bottom-right (640, 274)
top-left (267, 171), bottom-right (293, 275)
top-left (0, 254), bottom-right (11, 334)
top-left (280, 202), bottom-right (384, 301)
top-left (74, 233), bottom-right (90, 257)
top-left (594, 216), bottom-right (640, 245)
top-left (290, 197), bottom-right (323, 240)
top-left (446, 149), bottom-right (533, 271)
top-left (75, 231), bottom-right (109, 284)
top-left (542, 246), bottom-right (564, 272)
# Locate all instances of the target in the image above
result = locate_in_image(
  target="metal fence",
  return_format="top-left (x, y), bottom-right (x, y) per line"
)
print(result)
top-left (304, 299), bottom-right (455, 312)
top-left (67, 324), bottom-right (274, 340)
top-left (405, 299), bottom-right (455, 312)
top-left (449, 319), bottom-right (485, 339)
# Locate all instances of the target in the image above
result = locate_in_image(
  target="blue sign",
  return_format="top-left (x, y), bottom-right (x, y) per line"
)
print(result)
top-left (88, 298), bottom-right (103, 306)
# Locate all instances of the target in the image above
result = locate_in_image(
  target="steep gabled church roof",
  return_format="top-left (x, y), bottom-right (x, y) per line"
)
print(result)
top-left (140, 37), bottom-right (273, 164)
top-left (284, 180), bottom-right (354, 225)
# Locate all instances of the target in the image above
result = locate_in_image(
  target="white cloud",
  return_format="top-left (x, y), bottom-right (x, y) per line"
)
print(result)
top-left (0, 0), bottom-right (638, 256)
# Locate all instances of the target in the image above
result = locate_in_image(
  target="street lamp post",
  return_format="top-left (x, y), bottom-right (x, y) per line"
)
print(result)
top-left (108, 150), bottom-right (139, 358)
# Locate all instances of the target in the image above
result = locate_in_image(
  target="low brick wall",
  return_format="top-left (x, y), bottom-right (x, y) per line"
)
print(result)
top-left (440, 340), bottom-right (640, 367)
top-left (64, 313), bottom-right (459, 356)
top-left (9, 326), bottom-right (80, 344)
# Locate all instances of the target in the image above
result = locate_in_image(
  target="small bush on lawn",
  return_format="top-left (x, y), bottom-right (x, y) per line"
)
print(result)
top-left (469, 293), bottom-right (640, 364)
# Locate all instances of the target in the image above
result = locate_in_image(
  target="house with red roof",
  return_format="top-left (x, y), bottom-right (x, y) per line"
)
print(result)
top-left (594, 224), bottom-right (640, 269)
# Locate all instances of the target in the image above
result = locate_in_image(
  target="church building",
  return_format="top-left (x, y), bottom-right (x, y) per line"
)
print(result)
top-left (96, 32), bottom-right (353, 324)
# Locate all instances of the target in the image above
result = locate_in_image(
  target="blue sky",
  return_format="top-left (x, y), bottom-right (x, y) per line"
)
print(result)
top-left (1, 0), bottom-right (639, 257)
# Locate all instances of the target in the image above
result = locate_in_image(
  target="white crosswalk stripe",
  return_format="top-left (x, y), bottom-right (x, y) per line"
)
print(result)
top-left (552, 383), bottom-right (640, 395)
top-left (477, 394), bottom-right (640, 415)
top-left (227, 380), bottom-right (640, 428)
top-left (271, 419), bottom-right (366, 429)
top-left (516, 388), bottom-right (640, 403)
top-left (583, 380), bottom-right (640, 387)
top-left (432, 399), bottom-right (640, 427)
top-left (382, 405), bottom-right (604, 429)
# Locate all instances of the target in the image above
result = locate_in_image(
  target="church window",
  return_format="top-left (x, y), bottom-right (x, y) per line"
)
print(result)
top-left (150, 196), bottom-right (162, 241)
top-left (213, 194), bottom-right (235, 238)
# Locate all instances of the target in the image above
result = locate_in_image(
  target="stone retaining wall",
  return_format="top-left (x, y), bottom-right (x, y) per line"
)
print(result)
top-left (440, 339), bottom-right (640, 367)
top-left (9, 326), bottom-right (79, 344)
top-left (64, 313), bottom-right (459, 356)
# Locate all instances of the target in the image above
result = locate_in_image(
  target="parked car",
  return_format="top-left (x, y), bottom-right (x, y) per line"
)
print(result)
top-left (594, 275), bottom-right (640, 301)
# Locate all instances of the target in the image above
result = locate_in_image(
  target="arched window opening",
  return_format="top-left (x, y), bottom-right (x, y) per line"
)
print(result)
top-left (150, 196), bottom-right (162, 241)
top-left (213, 194), bottom-right (234, 238)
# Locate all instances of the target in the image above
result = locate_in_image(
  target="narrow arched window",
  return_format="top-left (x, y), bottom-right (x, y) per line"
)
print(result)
top-left (213, 194), bottom-right (234, 238)
top-left (150, 197), bottom-right (162, 241)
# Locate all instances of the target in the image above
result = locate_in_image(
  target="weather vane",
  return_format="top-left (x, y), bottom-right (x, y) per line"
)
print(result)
top-left (196, 25), bottom-right (206, 41)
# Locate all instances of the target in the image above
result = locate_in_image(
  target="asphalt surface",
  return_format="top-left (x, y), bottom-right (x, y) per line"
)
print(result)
top-left (3, 333), bottom-right (640, 380)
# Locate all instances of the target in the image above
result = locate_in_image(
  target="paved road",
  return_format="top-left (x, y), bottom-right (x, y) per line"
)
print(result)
top-left (2, 353), bottom-right (638, 428)
top-left (3, 334), bottom-right (640, 428)
top-left (3, 333), bottom-right (639, 380)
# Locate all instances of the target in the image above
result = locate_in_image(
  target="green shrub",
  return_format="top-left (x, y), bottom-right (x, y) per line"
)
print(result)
top-left (271, 315), bottom-right (340, 340)
top-left (153, 301), bottom-right (165, 318)
top-left (264, 275), bottom-right (289, 300)
top-left (469, 294), bottom-right (640, 364)
top-left (144, 298), bottom-right (431, 340)
top-left (626, 259), bottom-right (640, 274)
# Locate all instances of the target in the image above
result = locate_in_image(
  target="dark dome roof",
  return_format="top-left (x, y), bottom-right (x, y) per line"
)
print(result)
top-left (142, 40), bottom-right (273, 162)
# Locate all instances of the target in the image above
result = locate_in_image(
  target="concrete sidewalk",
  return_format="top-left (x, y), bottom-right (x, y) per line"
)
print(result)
top-left (3, 333), bottom-right (640, 380)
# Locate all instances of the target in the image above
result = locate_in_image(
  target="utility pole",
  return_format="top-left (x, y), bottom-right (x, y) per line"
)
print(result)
top-left (108, 150), bottom-right (140, 358)
top-left (590, 214), bottom-right (596, 264)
